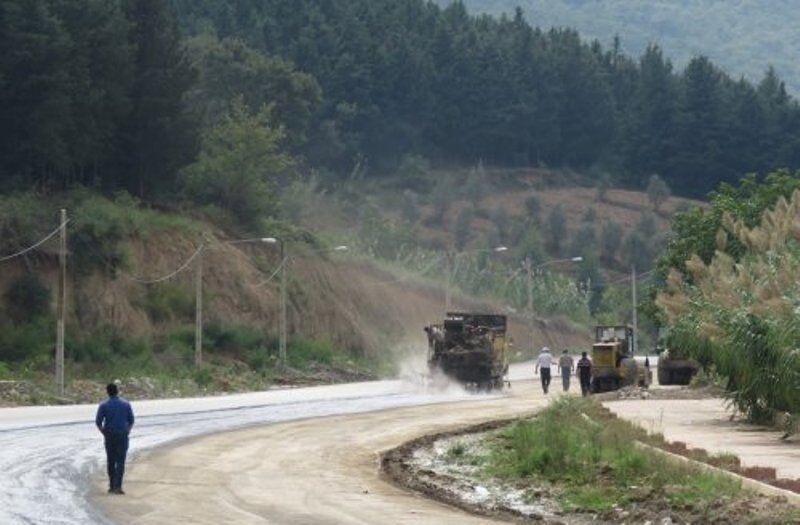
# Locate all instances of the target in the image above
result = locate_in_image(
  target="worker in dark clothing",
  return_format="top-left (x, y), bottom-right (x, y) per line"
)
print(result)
top-left (576, 352), bottom-right (592, 397)
top-left (96, 383), bottom-right (134, 495)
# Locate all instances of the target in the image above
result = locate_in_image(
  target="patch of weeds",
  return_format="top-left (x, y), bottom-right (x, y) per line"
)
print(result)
top-left (485, 397), bottom-right (742, 514)
top-left (135, 284), bottom-right (194, 323)
top-left (447, 442), bottom-right (466, 458)
top-left (561, 486), bottom-right (617, 513)
top-left (193, 365), bottom-right (214, 388)
top-left (287, 338), bottom-right (335, 368)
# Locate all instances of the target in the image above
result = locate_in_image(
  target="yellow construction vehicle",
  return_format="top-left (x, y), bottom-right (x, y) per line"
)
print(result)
top-left (590, 325), bottom-right (650, 393)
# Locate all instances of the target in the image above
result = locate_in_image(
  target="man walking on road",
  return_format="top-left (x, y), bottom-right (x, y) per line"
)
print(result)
top-left (577, 352), bottom-right (592, 397)
top-left (559, 349), bottom-right (574, 392)
top-left (535, 347), bottom-right (553, 394)
top-left (96, 383), bottom-right (134, 495)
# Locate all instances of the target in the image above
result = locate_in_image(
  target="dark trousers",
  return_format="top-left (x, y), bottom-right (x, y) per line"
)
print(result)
top-left (540, 367), bottom-right (551, 393)
top-left (104, 431), bottom-right (129, 490)
top-left (580, 374), bottom-right (591, 397)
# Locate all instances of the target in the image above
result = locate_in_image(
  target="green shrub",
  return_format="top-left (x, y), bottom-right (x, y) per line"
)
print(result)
top-left (204, 324), bottom-right (267, 354)
top-left (0, 361), bottom-right (10, 379)
top-left (137, 284), bottom-right (194, 323)
top-left (4, 273), bottom-right (51, 323)
top-left (287, 338), bottom-right (335, 368)
top-left (69, 327), bottom-right (148, 364)
top-left (0, 318), bottom-right (52, 363)
top-left (487, 397), bottom-right (740, 512)
top-left (193, 365), bottom-right (214, 387)
top-left (70, 193), bottom-right (137, 273)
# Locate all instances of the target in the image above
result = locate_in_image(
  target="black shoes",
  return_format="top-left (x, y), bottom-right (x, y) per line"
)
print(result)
top-left (108, 487), bottom-right (125, 495)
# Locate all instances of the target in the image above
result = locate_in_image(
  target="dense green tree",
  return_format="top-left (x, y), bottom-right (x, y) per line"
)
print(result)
top-left (184, 33), bottom-right (321, 148)
top-left (599, 220), bottom-right (623, 264)
top-left (4, 0), bottom-right (800, 204)
top-left (646, 174), bottom-right (671, 213)
top-left (180, 100), bottom-right (291, 227)
top-left (118, 0), bottom-right (197, 198)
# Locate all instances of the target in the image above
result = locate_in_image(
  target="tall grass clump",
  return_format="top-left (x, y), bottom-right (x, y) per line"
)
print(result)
top-left (487, 397), bottom-right (740, 512)
top-left (657, 190), bottom-right (800, 425)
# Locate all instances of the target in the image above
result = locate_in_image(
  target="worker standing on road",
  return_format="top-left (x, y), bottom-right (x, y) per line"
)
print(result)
top-left (535, 346), bottom-right (553, 394)
top-left (559, 349), bottom-right (574, 392)
top-left (577, 352), bottom-right (592, 397)
top-left (96, 383), bottom-right (135, 495)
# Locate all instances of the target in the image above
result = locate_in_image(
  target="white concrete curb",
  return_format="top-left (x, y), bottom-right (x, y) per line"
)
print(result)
top-left (632, 440), bottom-right (800, 506)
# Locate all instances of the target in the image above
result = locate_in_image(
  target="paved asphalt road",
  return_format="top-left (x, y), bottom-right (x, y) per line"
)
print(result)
top-left (0, 364), bottom-right (538, 524)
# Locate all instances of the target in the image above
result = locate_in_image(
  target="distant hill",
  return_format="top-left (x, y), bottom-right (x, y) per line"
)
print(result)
top-left (440, 0), bottom-right (800, 94)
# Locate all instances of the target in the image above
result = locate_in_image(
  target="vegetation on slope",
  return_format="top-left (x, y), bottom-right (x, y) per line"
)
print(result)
top-left (446, 0), bottom-right (800, 95)
top-left (3, 0), bottom-right (800, 203)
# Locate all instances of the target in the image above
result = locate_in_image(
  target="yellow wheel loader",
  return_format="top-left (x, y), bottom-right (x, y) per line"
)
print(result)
top-left (590, 325), bottom-right (650, 393)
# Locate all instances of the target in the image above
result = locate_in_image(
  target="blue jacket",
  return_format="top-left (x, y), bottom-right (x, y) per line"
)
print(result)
top-left (96, 396), bottom-right (134, 434)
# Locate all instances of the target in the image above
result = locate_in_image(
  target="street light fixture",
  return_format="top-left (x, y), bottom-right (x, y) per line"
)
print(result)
top-left (195, 237), bottom-right (276, 367)
top-left (444, 245), bottom-right (507, 313)
top-left (523, 255), bottom-right (583, 354)
top-left (262, 238), bottom-right (349, 366)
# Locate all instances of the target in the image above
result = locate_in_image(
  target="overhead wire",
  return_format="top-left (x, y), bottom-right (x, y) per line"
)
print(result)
top-left (123, 244), bottom-right (204, 284)
top-left (253, 256), bottom-right (288, 288)
top-left (0, 219), bottom-right (69, 263)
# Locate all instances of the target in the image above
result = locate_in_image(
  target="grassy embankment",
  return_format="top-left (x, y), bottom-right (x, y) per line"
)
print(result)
top-left (445, 397), bottom-right (799, 521)
top-left (0, 190), bottom-right (376, 403)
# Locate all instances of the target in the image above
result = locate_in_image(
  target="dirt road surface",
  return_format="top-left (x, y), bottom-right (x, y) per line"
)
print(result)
top-left (94, 383), bottom-right (800, 524)
top-left (94, 380), bottom-right (547, 524)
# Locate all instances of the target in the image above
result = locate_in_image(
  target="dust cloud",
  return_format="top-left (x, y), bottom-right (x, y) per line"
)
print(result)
top-left (392, 340), bottom-right (490, 397)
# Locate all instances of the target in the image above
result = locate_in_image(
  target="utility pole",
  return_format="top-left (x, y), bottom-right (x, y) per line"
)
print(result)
top-left (279, 240), bottom-right (287, 365)
top-left (631, 265), bottom-right (638, 355)
top-left (55, 209), bottom-right (67, 396)
top-left (524, 256), bottom-right (534, 354)
top-left (195, 246), bottom-right (203, 366)
top-left (444, 251), bottom-right (453, 314)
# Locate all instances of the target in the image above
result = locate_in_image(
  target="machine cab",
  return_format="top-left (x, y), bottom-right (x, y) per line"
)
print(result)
top-left (594, 325), bottom-right (634, 355)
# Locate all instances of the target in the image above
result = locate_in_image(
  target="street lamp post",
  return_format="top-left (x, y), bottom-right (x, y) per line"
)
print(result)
top-left (524, 255), bottom-right (583, 354)
top-left (195, 237), bottom-right (277, 366)
top-left (444, 246), bottom-right (507, 313)
top-left (263, 238), bottom-right (348, 366)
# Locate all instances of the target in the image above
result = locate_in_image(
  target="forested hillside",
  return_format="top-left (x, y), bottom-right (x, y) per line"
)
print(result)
top-left (443, 0), bottom-right (800, 95)
top-left (1, 0), bottom-right (799, 206)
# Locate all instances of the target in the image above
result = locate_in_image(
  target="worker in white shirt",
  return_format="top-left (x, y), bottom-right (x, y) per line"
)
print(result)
top-left (534, 346), bottom-right (553, 394)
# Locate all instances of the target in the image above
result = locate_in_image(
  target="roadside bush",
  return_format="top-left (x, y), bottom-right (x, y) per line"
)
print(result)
top-left (69, 328), bottom-right (149, 364)
top-left (136, 284), bottom-right (194, 323)
top-left (204, 324), bottom-right (266, 355)
top-left (70, 192), bottom-right (138, 273)
top-left (657, 190), bottom-right (800, 422)
top-left (0, 318), bottom-right (52, 363)
top-left (488, 398), bottom-right (740, 512)
top-left (287, 338), bottom-right (335, 368)
top-left (4, 273), bottom-right (50, 323)
top-left (193, 365), bottom-right (214, 387)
